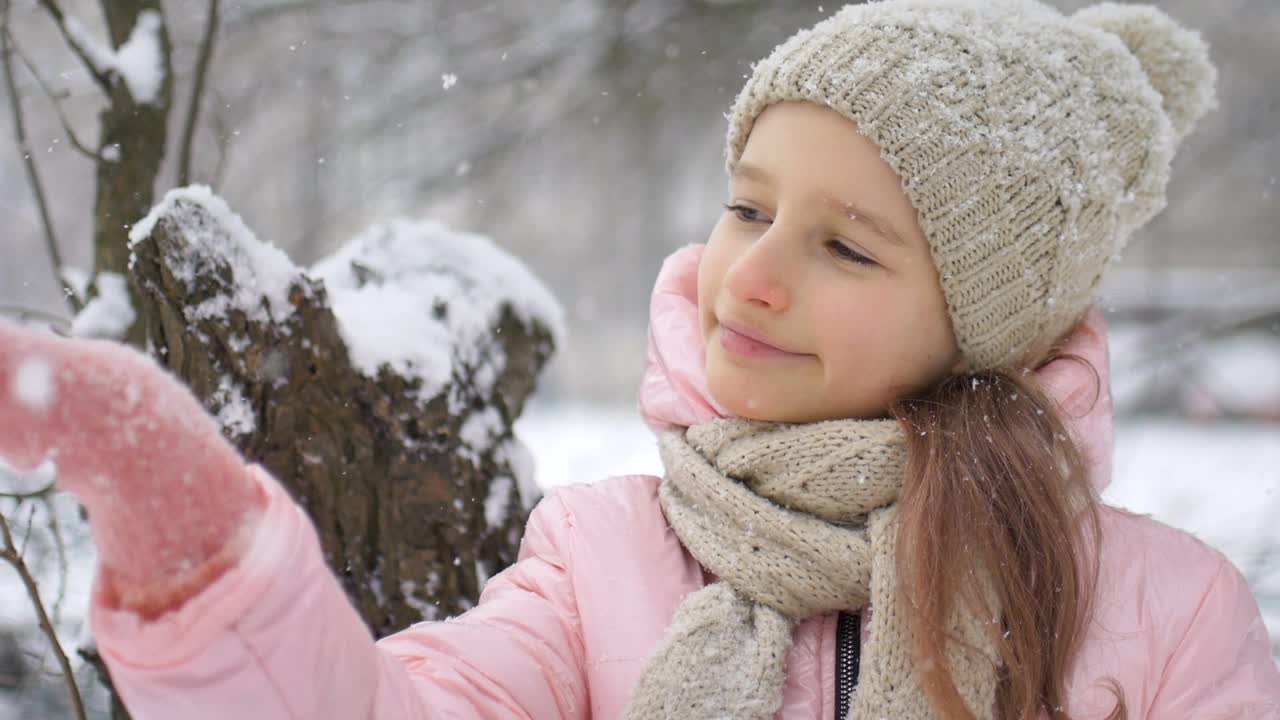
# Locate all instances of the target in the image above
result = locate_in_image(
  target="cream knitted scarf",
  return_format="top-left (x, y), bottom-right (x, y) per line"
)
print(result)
top-left (622, 417), bottom-right (1000, 720)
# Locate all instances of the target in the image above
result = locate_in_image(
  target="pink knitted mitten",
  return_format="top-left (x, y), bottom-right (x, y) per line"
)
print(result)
top-left (0, 319), bottom-right (266, 618)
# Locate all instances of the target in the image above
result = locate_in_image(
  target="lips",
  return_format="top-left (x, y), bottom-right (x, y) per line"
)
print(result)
top-left (718, 319), bottom-right (809, 359)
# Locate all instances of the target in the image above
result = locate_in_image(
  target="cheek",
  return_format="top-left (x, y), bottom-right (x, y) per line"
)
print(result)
top-left (813, 286), bottom-right (921, 373)
top-left (897, 279), bottom-right (956, 362)
top-left (696, 261), bottom-right (715, 334)
top-left (862, 285), bottom-right (956, 376)
top-left (697, 235), bottom-right (732, 329)
top-left (812, 296), bottom-right (882, 368)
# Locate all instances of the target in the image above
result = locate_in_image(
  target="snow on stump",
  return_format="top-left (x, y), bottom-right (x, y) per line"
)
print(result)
top-left (126, 186), bottom-right (564, 635)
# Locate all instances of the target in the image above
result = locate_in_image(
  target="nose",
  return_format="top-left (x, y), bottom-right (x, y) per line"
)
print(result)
top-left (724, 229), bottom-right (793, 311)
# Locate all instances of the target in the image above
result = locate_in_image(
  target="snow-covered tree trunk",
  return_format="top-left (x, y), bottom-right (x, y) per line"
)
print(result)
top-left (77, 0), bottom-right (174, 346)
top-left (126, 187), bottom-right (562, 637)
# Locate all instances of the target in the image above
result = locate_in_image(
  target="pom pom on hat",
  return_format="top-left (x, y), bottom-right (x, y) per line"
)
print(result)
top-left (1073, 3), bottom-right (1218, 143)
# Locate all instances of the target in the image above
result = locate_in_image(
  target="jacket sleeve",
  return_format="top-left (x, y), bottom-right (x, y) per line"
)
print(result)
top-left (1148, 555), bottom-right (1280, 719)
top-left (90, 465), bottom-right (588, 720)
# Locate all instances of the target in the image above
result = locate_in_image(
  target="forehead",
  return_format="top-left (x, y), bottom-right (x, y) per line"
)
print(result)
top-left (736, 102), bottom-right (896, 184)
top-left (733, 102), bottom-right (922, 247)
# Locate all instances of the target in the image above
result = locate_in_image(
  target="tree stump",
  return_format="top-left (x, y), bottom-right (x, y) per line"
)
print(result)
top-left (126, 186), bottom-right (562, 636)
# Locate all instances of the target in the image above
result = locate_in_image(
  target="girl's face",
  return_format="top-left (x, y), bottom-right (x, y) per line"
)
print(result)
top-left (699, 100), bottom-right (962, 423)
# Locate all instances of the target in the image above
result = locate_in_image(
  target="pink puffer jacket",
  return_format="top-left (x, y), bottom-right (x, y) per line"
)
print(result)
top-left (93, 247), bottom-right (1280, 719)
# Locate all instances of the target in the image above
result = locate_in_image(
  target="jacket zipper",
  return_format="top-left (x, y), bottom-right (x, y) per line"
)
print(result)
top-left (835, 612), bottom-right (861, 720)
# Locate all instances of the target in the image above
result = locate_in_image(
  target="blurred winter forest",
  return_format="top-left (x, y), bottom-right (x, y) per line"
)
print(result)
top-left (0, 0), bottom-right (1278, 401)
top-left (0, 0), bottom-right (1277, 717)
top-left (1, 0), bottom-right (1277, 404)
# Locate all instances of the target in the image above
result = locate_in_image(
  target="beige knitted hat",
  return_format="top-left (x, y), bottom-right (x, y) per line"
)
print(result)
top-left (725, 0), bottom-right (1217, 370)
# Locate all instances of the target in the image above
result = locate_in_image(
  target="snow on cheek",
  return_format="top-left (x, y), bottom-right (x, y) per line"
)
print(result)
top-left (12, 357), bottom-right (55, 411)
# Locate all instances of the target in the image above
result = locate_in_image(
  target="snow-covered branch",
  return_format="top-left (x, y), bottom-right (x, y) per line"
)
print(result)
top-left (40, 1), bottom-right (166, 105)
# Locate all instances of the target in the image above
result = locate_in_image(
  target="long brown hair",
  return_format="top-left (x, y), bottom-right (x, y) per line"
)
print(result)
top-left (888, 353), bottom-right (1124, 720)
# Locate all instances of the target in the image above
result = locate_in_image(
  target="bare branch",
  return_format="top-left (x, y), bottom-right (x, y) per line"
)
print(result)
top-left (7, 28), bottom-right (99, 160)
top-left (42, 494), bottom-right (70, 624)
top-left (15, 502), bottom-right (37, 559)
top-left (0, 509), bottom-right (88, 720)
top-left (208, 88), bottom-right (234, 190)
top-left (178, 0), bottom-right (220, 186)
top-left (36, 0), bottom-right (111, 94)
top-left (0, 2), bottom-right (85, 315)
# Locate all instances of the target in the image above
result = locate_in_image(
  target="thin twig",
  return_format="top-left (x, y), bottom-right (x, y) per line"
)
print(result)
top-left (7, 27), bottom-right (98, 160)
top-left (0, 510), bottom-right (88, 720)
top-left (178, 0), bottom-right (219, 186)
top-left (36, 0), bottom-right (111, 94)
top-left (43, 494), bottom-right (70, 624)
top-left (15, 502), bottom-right (38, 559)
top-left (0, 2), bottom-right (85, 315)
top-left (209, 91), bottom-right (232, 190)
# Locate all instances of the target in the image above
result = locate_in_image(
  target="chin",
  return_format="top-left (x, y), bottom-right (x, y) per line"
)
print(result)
top-left (706, 366), bottom-right (816, 424)
top-left (717, 389), bottom-right (809, 423)
top-left (707, 372), bottom-right (771, 420)
top-left (728, 402), bottom-right (782, 422)
top-left (721, 388), bottom-right (889, 423)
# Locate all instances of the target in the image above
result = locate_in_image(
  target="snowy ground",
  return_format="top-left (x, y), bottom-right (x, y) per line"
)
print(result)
top-left (1, 407), bottom-right (1276, 718)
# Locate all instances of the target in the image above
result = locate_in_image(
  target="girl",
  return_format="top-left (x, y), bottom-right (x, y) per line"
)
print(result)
top-left (2, 1), bottom-right (1278, 718)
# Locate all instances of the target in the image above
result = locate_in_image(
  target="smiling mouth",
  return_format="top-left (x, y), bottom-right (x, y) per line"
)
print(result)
top-left (717, 321), bottom-right (811, 360)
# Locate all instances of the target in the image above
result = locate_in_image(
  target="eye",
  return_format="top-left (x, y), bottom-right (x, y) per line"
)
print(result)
top-left (723, 203), bottom-right (769, 224)
top-left (826, 239), bottom-right (877, 266)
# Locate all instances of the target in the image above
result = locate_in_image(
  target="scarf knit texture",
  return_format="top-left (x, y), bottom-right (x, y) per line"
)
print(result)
top-left (622, 419), bottom-right (999, 720)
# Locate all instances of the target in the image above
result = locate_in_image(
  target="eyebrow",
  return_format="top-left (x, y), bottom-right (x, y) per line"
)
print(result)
top-left (731, 161), bottom-right (907, 247)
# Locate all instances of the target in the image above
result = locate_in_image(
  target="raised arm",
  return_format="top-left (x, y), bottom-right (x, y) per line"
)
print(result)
top-left (1, 319), bottom-right (589, 718)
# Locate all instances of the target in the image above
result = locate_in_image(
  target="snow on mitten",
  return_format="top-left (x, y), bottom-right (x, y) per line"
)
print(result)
top-left (0, 319), bottom-right (266, 617)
